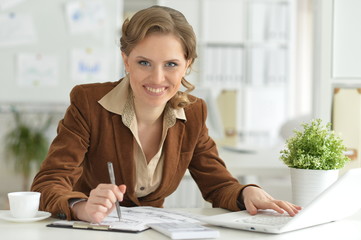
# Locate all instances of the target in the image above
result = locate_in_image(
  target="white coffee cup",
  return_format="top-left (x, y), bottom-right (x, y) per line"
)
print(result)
top-left (8, 191), bottom-right (41, 219)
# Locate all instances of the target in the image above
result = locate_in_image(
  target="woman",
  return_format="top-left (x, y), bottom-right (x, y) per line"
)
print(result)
top-left (31, 5), bottom-right (300, 223)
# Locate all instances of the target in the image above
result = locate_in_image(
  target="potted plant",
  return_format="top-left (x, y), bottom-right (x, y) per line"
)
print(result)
top-left (280, 118), bottom-right (350, 206)
top-left (4, 110), bottom-right (52, 190)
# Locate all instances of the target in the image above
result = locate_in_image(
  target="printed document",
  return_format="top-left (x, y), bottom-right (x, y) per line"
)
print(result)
top-left (52, 206), bottom-right (200, 232)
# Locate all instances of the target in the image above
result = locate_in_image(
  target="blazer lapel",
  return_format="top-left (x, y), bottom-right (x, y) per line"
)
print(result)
top-left (154, 121), bottom-right (185, 196)
top-left (111, 115), bottom-right (140, 205)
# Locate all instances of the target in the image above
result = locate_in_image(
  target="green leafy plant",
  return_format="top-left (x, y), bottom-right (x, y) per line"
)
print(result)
top-left (4, 110), bottom-right (52, 190)
top-left (280, 118), bottom-right (350, 170)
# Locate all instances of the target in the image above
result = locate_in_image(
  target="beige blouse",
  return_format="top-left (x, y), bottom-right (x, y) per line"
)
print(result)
top-left (98, 76), bottom-right (186, 197)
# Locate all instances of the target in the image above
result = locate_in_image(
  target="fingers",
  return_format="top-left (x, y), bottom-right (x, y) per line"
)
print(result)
top-left (92, 183), bottom-right (126, 202)
top-left (268, 201), bottom-right (291, 215)
top-left (242, 186), bottom-right (301, 217)
top-left (244, 200), bottom-right (258, 215)
top-left (283, 202), bottom-right (302, 216)
top-left (250, 199), bottom-right (301, 217)
top-left (73, 199), bottom-right (109, 223)
top-left (271, 200), bottom-right (301, 216)
top-left (84, 184), bottom-right (127, 223)
top-left (119, 184), bottom-right (127, 194)
top-left (89, 209), bottom-right (109, 224)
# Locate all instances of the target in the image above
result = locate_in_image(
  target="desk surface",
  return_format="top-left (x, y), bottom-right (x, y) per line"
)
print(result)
top-left (1, 208), bottom-right (361, 240)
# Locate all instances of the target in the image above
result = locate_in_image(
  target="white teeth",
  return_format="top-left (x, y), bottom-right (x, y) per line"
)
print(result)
top-left (146, 87), bottom-right (165, 93)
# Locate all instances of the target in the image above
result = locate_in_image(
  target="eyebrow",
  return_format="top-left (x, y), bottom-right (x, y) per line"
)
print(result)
top-left (135, 56), bottom-right (181, 63)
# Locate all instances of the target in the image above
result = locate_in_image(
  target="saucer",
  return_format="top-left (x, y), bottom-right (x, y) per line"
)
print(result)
top-left (0, 211), bottom-right (51, 223)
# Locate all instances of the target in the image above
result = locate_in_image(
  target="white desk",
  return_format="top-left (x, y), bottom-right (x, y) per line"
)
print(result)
top-left (1, 208), bottom-right (361, 240)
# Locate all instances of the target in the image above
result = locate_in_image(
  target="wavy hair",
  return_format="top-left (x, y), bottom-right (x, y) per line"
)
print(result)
top-left (120, 5), bottom-right (197, 109)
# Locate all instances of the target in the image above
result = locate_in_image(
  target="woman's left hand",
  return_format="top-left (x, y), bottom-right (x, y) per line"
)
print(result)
top-left (242, 186), bottom-right (302, 216)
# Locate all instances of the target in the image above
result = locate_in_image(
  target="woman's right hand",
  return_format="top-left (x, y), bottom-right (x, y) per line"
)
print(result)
top-left (72, 184), bottom-right (127, 223)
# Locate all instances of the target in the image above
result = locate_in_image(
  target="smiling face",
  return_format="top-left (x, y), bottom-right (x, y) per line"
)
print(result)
top-left (122, 32), bottom-right (190, 110)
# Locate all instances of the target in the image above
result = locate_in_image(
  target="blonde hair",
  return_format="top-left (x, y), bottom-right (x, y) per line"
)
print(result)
top-left (120, 5), bottom-right (197, 109)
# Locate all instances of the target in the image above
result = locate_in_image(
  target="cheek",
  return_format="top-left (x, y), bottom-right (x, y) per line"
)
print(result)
top-left (170, 74), bottom-right (183, 89)
top-left (129, 70), bottom-right (145, 83)
top-left (128, 74), bottom-right (142, 92)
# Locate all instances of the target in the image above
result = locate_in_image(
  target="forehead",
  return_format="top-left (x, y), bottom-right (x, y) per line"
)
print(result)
top-left (130, 33), bottom-right (186, 59)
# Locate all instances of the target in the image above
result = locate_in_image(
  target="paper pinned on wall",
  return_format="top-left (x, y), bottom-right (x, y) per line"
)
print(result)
top-left (65, 0), bottom-right (107, 34)
top-left (17, 53), bottom-right (58, 87)
top-left (0, 0), bottom-right (26, 10)
top-left (71, 48), bottom-right (109, 83)
top-left (0, 13), bottom-right (37, 46)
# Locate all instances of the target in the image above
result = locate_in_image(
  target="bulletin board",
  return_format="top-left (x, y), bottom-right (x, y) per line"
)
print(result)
top-left (0, 0), bottom-right (123, 104)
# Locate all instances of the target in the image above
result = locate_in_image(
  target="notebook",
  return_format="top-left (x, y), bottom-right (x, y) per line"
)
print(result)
top-left (200, 168), bottom-right (361, 234)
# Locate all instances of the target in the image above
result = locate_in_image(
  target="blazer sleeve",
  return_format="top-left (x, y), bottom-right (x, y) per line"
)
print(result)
top-left (187, 99), bottom-right (252, 211)
top-left (31, 85), bottom-right (91, 220)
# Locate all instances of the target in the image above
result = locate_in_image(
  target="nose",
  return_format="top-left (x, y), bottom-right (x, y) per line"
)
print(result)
top-left (151, 66), bottom-right (165, 83)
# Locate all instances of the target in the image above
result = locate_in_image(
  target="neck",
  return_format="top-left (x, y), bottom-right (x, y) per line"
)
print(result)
top-left (133, 99), bottom-right (165, 126)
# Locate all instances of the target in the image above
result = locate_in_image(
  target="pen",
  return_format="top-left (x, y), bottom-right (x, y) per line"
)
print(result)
top-left (107, 162), bottom-right (122, 221)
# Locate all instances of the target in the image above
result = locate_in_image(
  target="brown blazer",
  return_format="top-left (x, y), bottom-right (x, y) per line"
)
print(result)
top-left (31, 79), bottom-right (247, 220)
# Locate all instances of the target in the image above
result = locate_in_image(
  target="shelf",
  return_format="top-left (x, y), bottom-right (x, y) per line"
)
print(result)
top-left (154, 0), bottom-right (296, 147)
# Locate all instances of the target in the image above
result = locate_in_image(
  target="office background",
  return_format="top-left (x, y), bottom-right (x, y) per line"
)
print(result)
top-left (0, 0), bottom-right (360, 209)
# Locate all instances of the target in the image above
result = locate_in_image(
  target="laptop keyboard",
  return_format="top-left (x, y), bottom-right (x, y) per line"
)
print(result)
top-left (235, 213), bottom-right (292, 226)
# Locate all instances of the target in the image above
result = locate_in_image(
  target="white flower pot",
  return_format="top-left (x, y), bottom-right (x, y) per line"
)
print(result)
top-left (290, 168), bottom-right (339, 207)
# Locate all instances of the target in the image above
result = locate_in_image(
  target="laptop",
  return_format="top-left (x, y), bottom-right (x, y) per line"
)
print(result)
top-left (200, 168), bottom-right (361, 234)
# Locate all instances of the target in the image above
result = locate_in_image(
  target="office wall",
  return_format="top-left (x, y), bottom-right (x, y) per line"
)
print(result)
top-left (0, 0), bottom-right (122, 208)
top-left (0, 0), bottom-right (309, 208)
top-left (0, 0), bottom-right (122, 104)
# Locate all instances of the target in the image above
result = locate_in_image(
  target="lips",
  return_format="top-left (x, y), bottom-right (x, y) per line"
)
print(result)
top-left (145, 86), bottom-right (166, 93)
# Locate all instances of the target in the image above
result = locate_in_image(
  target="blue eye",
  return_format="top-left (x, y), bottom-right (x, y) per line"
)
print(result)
top-left (138, 60), bottom-right (150, 66)
top-left (166, 62), bottom-right (178, 67)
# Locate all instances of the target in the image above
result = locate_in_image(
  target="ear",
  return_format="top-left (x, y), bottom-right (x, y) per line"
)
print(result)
top-left (184, 59), bottom-right (192, 75)
top-left (186, 59), bottom-right (192, 69)
top-left (121, 52), bottom-right (130, 73)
